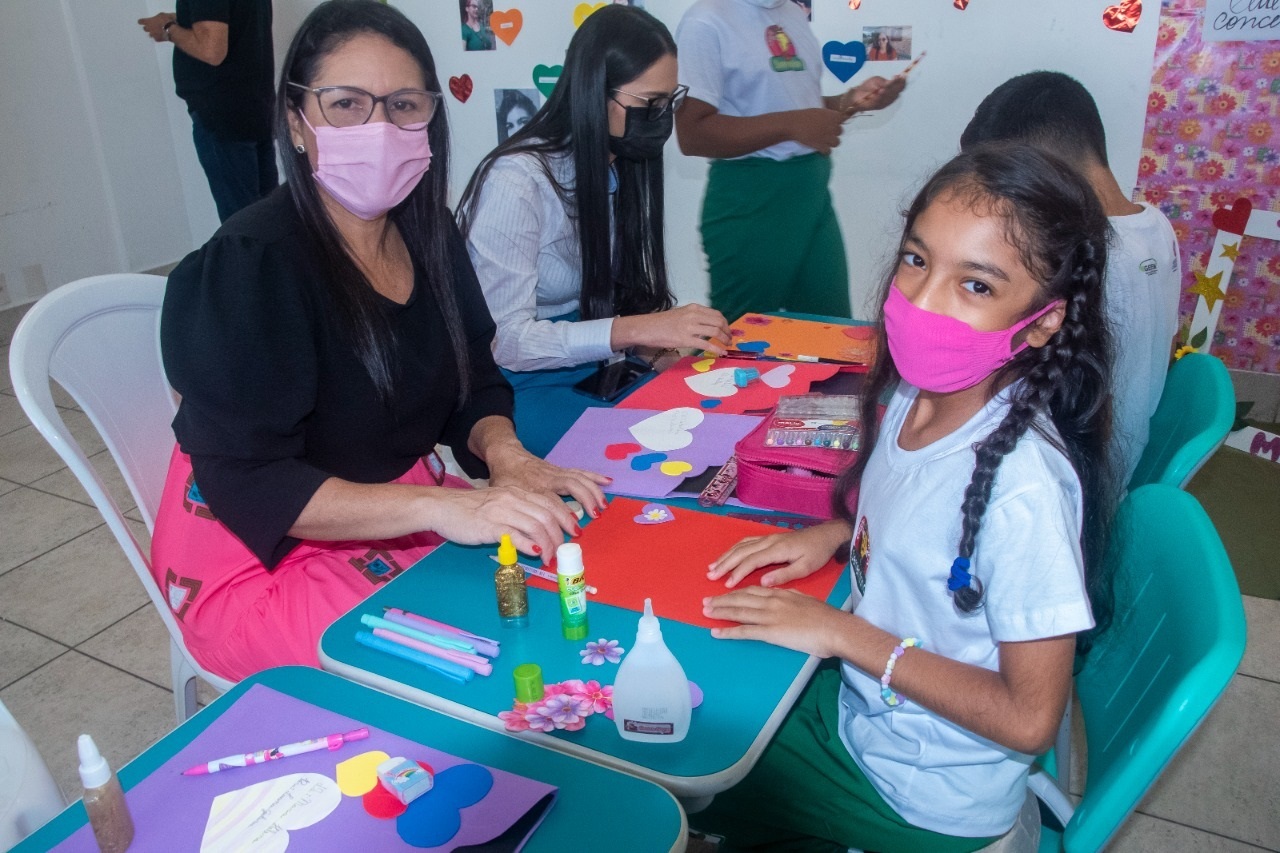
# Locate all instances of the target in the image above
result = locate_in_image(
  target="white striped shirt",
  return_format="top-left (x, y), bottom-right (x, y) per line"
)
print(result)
top-left (462, 149), bottom-right (617, 372)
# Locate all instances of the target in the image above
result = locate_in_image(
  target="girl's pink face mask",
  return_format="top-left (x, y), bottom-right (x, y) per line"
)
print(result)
top-left (882, 281), bottom-right (1061, 393)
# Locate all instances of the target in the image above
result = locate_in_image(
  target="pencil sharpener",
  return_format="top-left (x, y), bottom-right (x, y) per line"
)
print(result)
top-left (376, 756), bottom-right (434, 804)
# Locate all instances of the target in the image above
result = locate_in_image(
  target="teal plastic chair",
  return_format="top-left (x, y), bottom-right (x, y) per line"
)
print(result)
top-left (1128, 353), bottom-right (1235, 490)
top-left (1035, 485), bottom-right (1246, 852)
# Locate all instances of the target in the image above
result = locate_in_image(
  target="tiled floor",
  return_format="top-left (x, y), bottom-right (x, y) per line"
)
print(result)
top-left (1, 301), bottom-right (1278, 851)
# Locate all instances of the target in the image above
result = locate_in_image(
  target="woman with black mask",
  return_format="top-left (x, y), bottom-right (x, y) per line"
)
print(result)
top-left (458, 5), bottom-right (730, 457)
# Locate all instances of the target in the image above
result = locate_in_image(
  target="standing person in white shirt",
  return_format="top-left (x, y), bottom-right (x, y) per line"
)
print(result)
top-left (675, 0), bottom-right (904, 324)
top-left (961, 71), bottom-right (1183, 488)
top-left (459, 5), bottom-right (730, 457)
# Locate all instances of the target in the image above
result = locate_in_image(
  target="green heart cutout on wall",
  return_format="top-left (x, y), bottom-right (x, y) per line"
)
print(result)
top-left (532, 64), bottom-right (563, 97)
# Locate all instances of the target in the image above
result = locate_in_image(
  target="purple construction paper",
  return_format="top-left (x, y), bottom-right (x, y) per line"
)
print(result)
top-left (546, 407), bottom-right (761, 499)
top-left (53, 685), bottom-right (557, 852)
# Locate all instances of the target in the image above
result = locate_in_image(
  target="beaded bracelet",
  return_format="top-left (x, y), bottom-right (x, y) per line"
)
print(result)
top-left (879, 637), bottom-right (922, 707)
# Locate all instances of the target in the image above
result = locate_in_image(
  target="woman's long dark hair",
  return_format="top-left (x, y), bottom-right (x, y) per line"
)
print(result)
top-left (457, 5), bottom-right (675, 320)
top-left (835, 144), bottom-right (1116, 654)
top-left (277, 0), bottom-right (470, 402)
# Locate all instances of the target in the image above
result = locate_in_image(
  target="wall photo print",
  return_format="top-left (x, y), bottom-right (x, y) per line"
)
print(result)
top-left (461, 0), bottom-right (496, 51)
top-left (495, 88), bottom-right (541, 142)
top-left (863, 26), bottom-right (912, 61)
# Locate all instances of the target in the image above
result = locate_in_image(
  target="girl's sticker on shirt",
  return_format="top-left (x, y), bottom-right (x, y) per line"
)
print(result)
top-left (765, 25), bottom-right (806, 72)
top-left (851, 516), bottom-right (871, 597)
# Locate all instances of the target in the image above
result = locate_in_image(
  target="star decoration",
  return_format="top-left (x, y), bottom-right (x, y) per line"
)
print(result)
top-left (1220, 242), bottom-right (1240, 261)
top-left (1188, 269), bottom-right (1226, 311)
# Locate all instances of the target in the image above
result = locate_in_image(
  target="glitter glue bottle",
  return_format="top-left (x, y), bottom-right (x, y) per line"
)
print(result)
top-left (493, 534), bottom-right (529, 627)
top-left (78, 733), bottom-right (134, 852)
top-left (611, 598), bottom-right (691, 743)
top-left (555, 542), bottom-right (589, 641)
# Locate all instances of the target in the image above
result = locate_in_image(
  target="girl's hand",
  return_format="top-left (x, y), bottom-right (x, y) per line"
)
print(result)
top-left (611, 304), bottom-right (732, 355)
top-left (425, 484), bottom-right (581, 564)
top-left (845, 75), bottom-right (905, 113)
top-left (707, 521), bottom-right (849, 588)
top-left (787, 107), bottom-right (846, 154)
top-left (703, 587), bottom-right (848, 658)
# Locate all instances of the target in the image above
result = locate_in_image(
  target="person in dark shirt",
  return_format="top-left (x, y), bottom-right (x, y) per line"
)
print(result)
top-left (151, 0), bottom-right (608, 682)
top-left (139, 0), bottom-right (278, 222)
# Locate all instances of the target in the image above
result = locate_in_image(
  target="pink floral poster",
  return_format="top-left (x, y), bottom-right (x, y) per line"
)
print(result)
top-left (1137, 0), bottom-right (1280, 373)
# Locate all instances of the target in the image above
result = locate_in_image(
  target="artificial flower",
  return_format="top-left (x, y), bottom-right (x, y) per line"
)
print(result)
top-left (581, 638), bottom-right (625, 665)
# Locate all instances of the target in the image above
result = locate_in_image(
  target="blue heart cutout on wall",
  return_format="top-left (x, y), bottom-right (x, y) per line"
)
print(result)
top-left (822, 41), bottom-right (866, 83)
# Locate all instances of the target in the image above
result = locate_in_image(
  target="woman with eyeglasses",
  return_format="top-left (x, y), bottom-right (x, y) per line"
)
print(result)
top-left (458, 5), bottom-right (731, 458)
top-left (153, 0), bottom-right (607, 682)
top-left (459, 0), bottom-right (494, 52)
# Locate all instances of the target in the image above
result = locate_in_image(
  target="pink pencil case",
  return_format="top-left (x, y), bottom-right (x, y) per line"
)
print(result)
top-left (733, 417), bottom-right (853, 520)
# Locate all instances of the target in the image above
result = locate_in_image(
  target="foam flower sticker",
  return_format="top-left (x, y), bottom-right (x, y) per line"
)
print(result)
top-left (581, 638), bottom-right (625, 665)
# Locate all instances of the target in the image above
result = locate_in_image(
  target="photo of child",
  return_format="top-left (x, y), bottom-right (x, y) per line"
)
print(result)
top-left (863, 27), bottom-right (912, 61)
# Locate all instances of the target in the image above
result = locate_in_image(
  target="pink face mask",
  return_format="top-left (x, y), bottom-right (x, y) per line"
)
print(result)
top-left (302, 113), bottom-right (431, 220)
top-left (883, 281), bottom-right (1061, 393)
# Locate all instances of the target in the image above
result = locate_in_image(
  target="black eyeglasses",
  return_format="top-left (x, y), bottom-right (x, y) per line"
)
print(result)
top-left (288, 83), bottom-right (442, 130)
top-left (609, 84), bottom-right (689, 120)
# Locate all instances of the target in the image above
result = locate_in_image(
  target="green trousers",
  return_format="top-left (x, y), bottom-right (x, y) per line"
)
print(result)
top-left (692, 665), bottom-right (998, 853)
top-left (701, 153), bottom-right (852, 323)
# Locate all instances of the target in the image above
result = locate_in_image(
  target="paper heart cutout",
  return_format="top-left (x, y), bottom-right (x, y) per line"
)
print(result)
top-left (848, 0), bottom-right (862, 8)
top-left (700, 399), bottom-right (722, 409)
top-left (336, 750), bottom-right (391, 796)
top-left (201, 773), bottom-right (341, 853)
top-left (532, 64), bottom-right (563, 98)
top-left (691, 358), bottom-right (716, 373)
top-left (363, 759), bottom-right (435, 819)
top-left (685, 367), bottom-right (740, 398)
top-left (1211, 198), bottom-right (1252, 236)
top-left (396, 764), bottom-right (494, 848)
top-left (634, 503), bottom-right (675, 524)
top-left (630, 452), bottom-right (668, 471)
top-left (822, 41), bottom-right (867, 84)
top-left (628, 407), bottom-right (703, 452)
top-left (843, 325), bottom-right (875, 340)
top-left (761, 365), bottom-right (796, 389)
top-left (689, 680), bottom-right (704, 708)
top-left (735, 340), bottom-right (770, 353)
top-left (659, 460), bottom-right (694, 477)
top-left (573, 2), bottom-right (606, 26)
top-left (490, 9), bottom-right (523, 45)
top-left (953, 0), bottom-right (968, 9)
top-left (1102, 0), bottom-right (1142, 32)
top-left (604, 442), bottom-right (643, 460)
top-left (448, 75), bottom-right (473, 103)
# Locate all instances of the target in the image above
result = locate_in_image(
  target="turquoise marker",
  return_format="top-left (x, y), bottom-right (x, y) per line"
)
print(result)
top-left (354, 631), bottom-right (473, 683)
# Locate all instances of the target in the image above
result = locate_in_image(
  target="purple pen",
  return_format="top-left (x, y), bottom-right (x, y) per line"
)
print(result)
top-left (382, 608), bottom-right (501, 658)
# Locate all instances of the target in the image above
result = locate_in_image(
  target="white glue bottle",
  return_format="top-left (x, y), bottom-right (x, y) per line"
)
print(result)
top-left (78, 733), bottom-right (134, 852)
top-left (611, 598), bottom-right (691, 743)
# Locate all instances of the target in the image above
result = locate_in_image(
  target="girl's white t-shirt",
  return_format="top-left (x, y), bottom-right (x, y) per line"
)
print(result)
top-left (838, 382), bottom-right (1094, 838)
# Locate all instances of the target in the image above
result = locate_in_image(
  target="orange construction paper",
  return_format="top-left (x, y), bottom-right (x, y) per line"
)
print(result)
top-left (490, 9), bottom-right (523, 45)
top-left (728, 314), bottom-right (876, 366)
top-left (617, 356), bottom-right (840, 414)
top-left (527, 497), bottom-right (845, 630)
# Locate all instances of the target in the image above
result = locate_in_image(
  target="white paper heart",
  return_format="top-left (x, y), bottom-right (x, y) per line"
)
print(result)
top-left (628, 407), bottom-right (704, 452)
top-left (761, 365), bottom-right (796, 389)
top-left (201, 773), bottom-right (341, 853)
top-left (684, 368), bottom-right (740, 398)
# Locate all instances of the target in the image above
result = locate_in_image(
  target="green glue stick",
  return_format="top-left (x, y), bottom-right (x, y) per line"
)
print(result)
top-left (555, 542), bottom-right (589, 641)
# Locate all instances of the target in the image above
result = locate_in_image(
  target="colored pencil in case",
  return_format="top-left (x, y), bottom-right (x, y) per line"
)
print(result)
top-left (354, 631), bottom-right (473, 683)
top-left (382, 608), bottom-right (503, 657)
top-left (371, 627), bottom-right (493, 676)
top-left (359, 613), bottom-right (475, 653)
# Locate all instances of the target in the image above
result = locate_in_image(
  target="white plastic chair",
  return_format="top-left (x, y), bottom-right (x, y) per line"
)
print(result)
top-left (0, 697), bottom-right (65, 850)
top-left (8, 274), bottom-right (234, 723)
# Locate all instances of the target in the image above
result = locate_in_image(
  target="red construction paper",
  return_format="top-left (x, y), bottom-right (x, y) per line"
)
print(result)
top-left (729, 314), bottom-right (876, 366)
top-left (527, 498), bottom-right (845, 629)
top-left (617, 356), bottom-right (840, 414)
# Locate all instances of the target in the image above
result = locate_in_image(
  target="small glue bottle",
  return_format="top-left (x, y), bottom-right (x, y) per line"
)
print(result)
top-left (611, 599), bottom-right (692, 743)
top-left (493, 533), bottom-right (529, 627)
top-left (555, 542), bottom-right (589, 641)
top-left (78, 733), bottom-right (134, 852)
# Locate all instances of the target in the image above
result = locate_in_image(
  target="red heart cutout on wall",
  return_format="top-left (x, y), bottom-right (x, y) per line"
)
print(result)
top-left (1102, 0), bottom-right (1142, 32)
top-left (953, 0), bottom-right (969, 9)
top-left (448, 75), bottom-right (473, 103)
top-left (1211, 198), bottom-right (1252, 236)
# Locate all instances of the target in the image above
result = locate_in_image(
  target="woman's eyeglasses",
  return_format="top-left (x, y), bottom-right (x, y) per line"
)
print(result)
top-left (609, 84), bottom-right (689, 120)
top-left (288, 83), bottom-right (442, 130)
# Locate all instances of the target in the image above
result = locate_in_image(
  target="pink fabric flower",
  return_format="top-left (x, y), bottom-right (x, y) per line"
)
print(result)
top-left (580, 638), bottom-right (625, 665)
top-left (543, 693), bottom-right (586, 727)
top-left (523, 702), bottom-right (560, 733)
top-left (499, 702), bottom-right (532, 732)
top-left (572, 680), bottom-right (614, 716)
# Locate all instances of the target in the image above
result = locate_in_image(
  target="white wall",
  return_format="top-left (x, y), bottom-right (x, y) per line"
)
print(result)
top-left (0, 0), bottom-right (1158, 318)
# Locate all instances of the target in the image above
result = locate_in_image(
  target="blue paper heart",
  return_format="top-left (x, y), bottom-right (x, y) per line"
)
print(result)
top-left (700, 399), bottom-right (722, 409)
top-left (822, 41), bottom-right (867, 83)
top-left (630, 452), bottom-right (668, 471)
top-left (735, 340), bottom-right (770, 353)
top-left (396, 763), bottom-right (494, 847)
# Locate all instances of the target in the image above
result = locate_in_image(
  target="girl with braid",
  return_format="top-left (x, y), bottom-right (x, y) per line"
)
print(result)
top-left (694, 144), bottom-right (1116, 852)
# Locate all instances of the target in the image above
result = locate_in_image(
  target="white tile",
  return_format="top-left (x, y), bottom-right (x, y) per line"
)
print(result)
top-left (0, 410), bottom-right (105, 484)
top-left (77, 605), bottom-right (174, 690)
top-left (0, 392), bottom-right (32, 437)
top-left (1241, 595), bottom-right (1280, 684)
top-left (0, 652), bottom-right (177, 800)
top-left (0, 344), bottom-right (11, 393)
top-left (29, 448), bottom-right (137, 517)
top-left (0, 523), bottom-right (150, 645)
top-left (0, 487), bottom-right (103, 577)
top-left (1108, 811), bottom-right (1272, 852)
top-left (0, 477), bottom-right (19, 497)
top-left (0, 618), bottom-right (68, 689)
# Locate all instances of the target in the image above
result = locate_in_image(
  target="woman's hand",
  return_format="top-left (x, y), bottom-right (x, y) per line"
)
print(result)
top-left (703, 586), bottom-right (849, 658)
top-left (487, 444), bottom-right (609, 518)
top-left (424, 484), bottom-right (584, 562)
top-left (611, 304), bottom-right (732, 355)
top-left (707, 520), bottom-right (850, 588)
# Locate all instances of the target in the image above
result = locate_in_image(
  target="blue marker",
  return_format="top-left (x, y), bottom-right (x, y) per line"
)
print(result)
top-left (354, 631), bottom-right (473, 683)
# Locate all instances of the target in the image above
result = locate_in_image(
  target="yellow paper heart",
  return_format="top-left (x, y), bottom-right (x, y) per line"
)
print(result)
top-left (572, 2), bottom-right (606, 27)
top-left (659, 460), bottom-right (694, 476)
top-left (335, 750), bottom-right (390, 797)
top-left (691, 358), bottom-right (716, 373)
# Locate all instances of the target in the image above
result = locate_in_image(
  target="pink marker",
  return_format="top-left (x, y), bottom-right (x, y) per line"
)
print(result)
top-left (181, 728), bottom-right (369, 776)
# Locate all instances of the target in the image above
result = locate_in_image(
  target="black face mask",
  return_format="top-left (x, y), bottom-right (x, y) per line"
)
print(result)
top-left (608, 106), bottom-right (674, 161)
